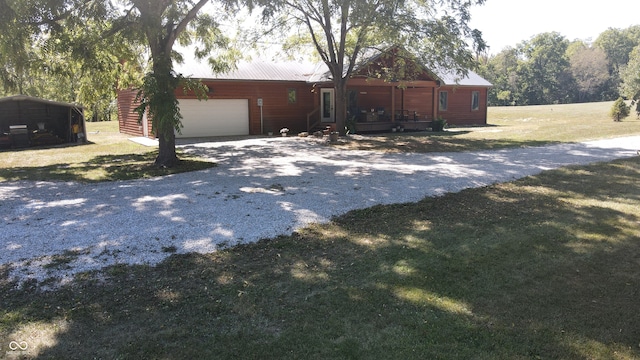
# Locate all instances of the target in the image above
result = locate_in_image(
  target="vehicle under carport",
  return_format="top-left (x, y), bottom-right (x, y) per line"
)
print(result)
top-left (0, 95), bottom-right (86, 149)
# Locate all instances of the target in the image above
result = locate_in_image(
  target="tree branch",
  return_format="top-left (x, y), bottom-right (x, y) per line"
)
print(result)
top-left (168, 0), bottom-right (210, 53)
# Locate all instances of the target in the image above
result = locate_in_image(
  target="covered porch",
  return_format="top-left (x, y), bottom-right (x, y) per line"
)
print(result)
top-left (341, 78), bottom-right (441, 133)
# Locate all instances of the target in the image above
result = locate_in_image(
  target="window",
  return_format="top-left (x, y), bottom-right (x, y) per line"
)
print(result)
top-left (288, 88), bottom-right (297, 104)
top-left (439, 91), bottom-right (448, 111)
top-left (471, 91), bottom-right (480, 111)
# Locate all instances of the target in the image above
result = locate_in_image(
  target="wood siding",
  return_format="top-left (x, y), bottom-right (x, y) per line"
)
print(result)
top-left (437, 87), bottom-right (488, 125)
top-left (346, 85), bottom-right (435, 121)
top-left (183, 80), bottom-right (316, 135)
top-left (118, 80), bottom-right (489, 137)
top-left (399, 87), bottom-right (433, 120)
top-left (117, 89), bottom-right (152, 137)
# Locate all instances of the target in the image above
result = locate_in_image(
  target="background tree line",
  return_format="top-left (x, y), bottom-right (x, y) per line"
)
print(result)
top-left (477, 26), bottom-right (640, 107)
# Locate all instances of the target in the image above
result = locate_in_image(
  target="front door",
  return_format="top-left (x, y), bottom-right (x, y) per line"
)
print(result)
top-left (321, 88), bottom-right (335, 123)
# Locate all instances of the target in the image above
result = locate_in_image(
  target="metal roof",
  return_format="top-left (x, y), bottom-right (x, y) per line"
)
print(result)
top-left (174, 54), bottom-right (492, 87)
top-left (0, 95), bottom-right (84, 109)
top-left (435, 68), bottom-right (493, 87)
top-left (175, 58), bottom-right (318, 82)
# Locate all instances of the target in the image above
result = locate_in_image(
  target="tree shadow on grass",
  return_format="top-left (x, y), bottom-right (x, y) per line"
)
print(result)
top-left (337, 130), bottom-right (560, 153)
top-left (0, 152), bottom-right (216, 183)
top-left (0, 141), bottom-right (94, 154)
top-left (1, 159), bottom-right (639, 359)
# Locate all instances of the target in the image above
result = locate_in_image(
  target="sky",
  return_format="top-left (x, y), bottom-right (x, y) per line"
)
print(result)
top-left (469, 0), bottom-right (640, 54)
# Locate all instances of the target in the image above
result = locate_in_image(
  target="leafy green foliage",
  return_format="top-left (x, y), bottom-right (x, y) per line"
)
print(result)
top-left (620, 45), bottom-right (640, 116)
top-left (134, 67), bottom-right (209, 139)
top-left (0, 0), bottom-right (236, 166)
top-left (479, 26), bottom-right (640, 106)
top-left (0, 1), bottom-right (143, 121)
top-left (569, 46), bottom-right (609, 103)
top-left (610, 97), bottom-right (630, 122)
top-left (518, 32), bottom-right (573, 105)
top-left (432, 117), bottom-right (447, 132)
top-left (122, 0), bottom-right (238, 167)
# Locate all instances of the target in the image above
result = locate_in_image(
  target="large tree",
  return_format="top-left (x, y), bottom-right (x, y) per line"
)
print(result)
top-left (594, 26), bottom-right (640, 101)
top-left (248, 0), bottom-right (486, 135)
top-left (620, 45), bottom-right (640, 117)
top-left (1, 0), bottom-right (235, 167)
top-left (478, 46), bottom-right (521, 106)
top-left (568, 45), bottom-right (609, 103)
top-left (516, 32), bottom-right (572, 105)
top-left (0, 1), bottom-right (139, 120)
top-left (120, 0), bottom-right (237, 167)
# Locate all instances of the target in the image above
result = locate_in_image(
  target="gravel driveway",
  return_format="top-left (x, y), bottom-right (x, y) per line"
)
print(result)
top-left (2, 135), bottom-right (639, 287)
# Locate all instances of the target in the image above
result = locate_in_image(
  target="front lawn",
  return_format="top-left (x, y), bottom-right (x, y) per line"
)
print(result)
top-left (2, 156), bottom-right (639, 359)
top-left (0, 122), bottom-right (216, 182)
top-left (335, 101), bottom-right (640, 153)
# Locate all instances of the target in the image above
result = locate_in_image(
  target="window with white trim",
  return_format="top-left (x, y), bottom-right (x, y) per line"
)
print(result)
top-left (439, 91), bottom-right (448, 111)
top-left (471, 91), bottom-right (480, 111)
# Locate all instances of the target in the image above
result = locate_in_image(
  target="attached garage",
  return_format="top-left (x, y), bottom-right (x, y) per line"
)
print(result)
top-left (176, 99), bottom-right (249, 138)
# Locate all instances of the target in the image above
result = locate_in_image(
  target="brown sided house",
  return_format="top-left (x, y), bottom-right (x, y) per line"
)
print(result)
top-left (118, 49), bottom-right (491, 138)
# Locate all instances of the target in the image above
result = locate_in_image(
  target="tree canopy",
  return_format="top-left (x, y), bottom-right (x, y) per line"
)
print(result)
top-left (478, 26), bottom-right (640, 106)
top-left (0, 0), bottom-right (141, 120)
top-left (620, 45), bottom-right (640, 116)
top-left (247, 0), bottom-right (486, 134)
top-left (1, 0), bottom-right (238, 166)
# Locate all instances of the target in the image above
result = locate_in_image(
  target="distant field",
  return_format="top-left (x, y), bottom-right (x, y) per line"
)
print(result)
top-left (484, 101), bottom-right (640, 142)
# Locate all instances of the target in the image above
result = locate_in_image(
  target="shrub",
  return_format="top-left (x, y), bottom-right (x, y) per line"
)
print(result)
top-left (610, 98), bottom-right (630, 122)
top-left (432, 117), bottom-right (447, 132)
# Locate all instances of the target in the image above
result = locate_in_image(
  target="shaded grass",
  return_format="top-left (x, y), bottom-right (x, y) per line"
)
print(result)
top-left (1, 157), bottom-right (639, 359)
top-left (0, 122), bottom-right (216, 182)
top-left (0, 151), bottom-right (216, 182)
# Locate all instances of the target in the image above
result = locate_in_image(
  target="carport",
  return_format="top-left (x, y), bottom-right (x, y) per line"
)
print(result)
top-left (0, 95), bottom-right (86, 148)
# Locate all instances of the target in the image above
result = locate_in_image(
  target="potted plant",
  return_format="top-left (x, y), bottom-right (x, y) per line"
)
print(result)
top-left (329, 131), bottom-right (339, 143)
top-left (432, 117), bottom-right (447, 132)
top-left (280, 127), bottom-right (290, 137)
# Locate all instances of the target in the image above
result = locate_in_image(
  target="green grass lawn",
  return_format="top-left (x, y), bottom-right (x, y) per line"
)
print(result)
top-left (337, 101), bottom-right (640, 153)
top-left (0, 121), bottom-right (216, 182)
top-left (1, 102), bottom-right (640, 359)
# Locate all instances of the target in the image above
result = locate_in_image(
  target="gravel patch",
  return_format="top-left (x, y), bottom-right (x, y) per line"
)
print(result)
top-left (1, 135), bottom-right (639, 288)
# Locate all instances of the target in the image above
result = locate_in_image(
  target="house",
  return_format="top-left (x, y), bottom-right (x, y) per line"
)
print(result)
top-left (0, 95), bottom-right (86, 148)
top-left (117, 49), bottom-right (491, 138)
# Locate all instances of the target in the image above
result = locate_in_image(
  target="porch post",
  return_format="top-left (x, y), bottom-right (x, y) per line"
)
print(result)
top-left (391, 85), bottom-right (396, 122)
top-left (432, 87), bottom-right (438, 120)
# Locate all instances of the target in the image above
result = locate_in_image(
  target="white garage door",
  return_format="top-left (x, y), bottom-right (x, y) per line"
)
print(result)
top-left (177, 99), bottom-right (249, 138)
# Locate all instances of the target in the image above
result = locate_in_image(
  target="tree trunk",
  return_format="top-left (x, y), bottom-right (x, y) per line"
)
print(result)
top-left (155, 123), bottom-right (179, 167)
top-left (150, 52), bottom-right (181, 168)
top-left (334, 79), bottom-right (348, 135)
